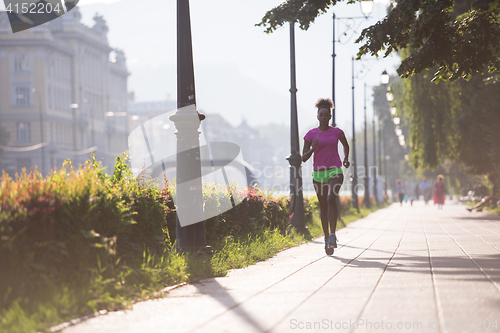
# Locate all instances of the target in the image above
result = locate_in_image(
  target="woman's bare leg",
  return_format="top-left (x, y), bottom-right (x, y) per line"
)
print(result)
top-left (327, 174), bottom-right (344, 234)
top-left (314, 180), bottom-right (329, 238)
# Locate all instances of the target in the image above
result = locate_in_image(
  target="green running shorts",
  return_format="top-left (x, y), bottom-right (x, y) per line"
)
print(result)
top-left (312, 168), bottom-right (343, 183)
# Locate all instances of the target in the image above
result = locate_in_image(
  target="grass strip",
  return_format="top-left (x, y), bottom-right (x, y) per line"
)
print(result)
top-left (43, 200), bottom-right (386, 333)
top-left (0, 191), bottom-right (386, 333)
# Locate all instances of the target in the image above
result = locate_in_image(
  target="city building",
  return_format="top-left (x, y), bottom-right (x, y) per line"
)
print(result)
top-left (0, 8), bottom-right (129, 176)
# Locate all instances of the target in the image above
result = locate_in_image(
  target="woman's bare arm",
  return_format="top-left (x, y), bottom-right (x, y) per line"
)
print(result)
top-left (339, 135), bottom-right (350, 168)
top-left (302, 138), bottom-right (317, 163)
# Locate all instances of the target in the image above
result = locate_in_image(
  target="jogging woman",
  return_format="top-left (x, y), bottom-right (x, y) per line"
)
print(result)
top-left (302, 98), bottom-right (350, 255)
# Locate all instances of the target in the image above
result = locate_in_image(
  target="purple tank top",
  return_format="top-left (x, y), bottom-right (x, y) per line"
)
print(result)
top-left (304, 126), bottom-right (345, 171)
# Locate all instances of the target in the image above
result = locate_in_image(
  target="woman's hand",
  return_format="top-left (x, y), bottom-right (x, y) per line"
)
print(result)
top-left (343, 159), bottom-right (350, 168)
top-left (312, 137), bottom-right (319, 150)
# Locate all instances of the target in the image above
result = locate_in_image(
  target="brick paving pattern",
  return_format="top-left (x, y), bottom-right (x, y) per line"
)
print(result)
top-left (63, 202), bottom-right (500, 333)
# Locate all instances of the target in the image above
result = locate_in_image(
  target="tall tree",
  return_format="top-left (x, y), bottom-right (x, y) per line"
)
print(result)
top-left (258, 0), bottom-right (500, 82)
top-left (398, 56), bottom-right (500, 194)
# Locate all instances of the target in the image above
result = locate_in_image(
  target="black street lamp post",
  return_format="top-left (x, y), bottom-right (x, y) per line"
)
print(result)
top-left (384, 145), bottom-right (388, 196)
top-left (379, 121), bottom-right (385, 196)
top-left (380, 70), bottom-right (390, 196)
top-left (287, 22), bottom-right (306, 230)
top-left (363, 83), bottom-right (370, 208)
top-left (369, 70), bottom-right (389, 205)
top-left (351, 57), bottom-right (359, 212)
top-left (332, 13), bottom-right (337, 127)
top-left (372, 101), bottom-right (378, 204)
top-left (170, 0), bottom-right (211, 254)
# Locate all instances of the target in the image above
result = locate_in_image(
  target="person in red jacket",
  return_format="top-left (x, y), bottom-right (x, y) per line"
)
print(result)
top-left (434, 175), bottom-right (446, 209)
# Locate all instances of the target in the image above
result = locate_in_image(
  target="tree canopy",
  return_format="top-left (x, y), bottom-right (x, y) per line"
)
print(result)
top-left (258, 0), bottom-right (500, 81)
top-left (395, 47), bottom-right (500, 194)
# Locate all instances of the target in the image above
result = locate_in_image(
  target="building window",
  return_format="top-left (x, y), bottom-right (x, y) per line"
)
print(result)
top-left (13, 54), bottom-right (30, 74)
top-left (15, 86), bottom-right (31, 107)
top-left (17, 122), bottom-right (30, 143)
top-left (16, 158), bottom-right (32, 173)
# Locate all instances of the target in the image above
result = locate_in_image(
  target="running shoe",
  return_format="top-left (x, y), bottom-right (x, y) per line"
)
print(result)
top-left (329, 233), bottom-right (337, 248)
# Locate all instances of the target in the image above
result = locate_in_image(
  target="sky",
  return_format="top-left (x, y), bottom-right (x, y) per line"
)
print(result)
top-left (2, 0), bottom-right (400, 131)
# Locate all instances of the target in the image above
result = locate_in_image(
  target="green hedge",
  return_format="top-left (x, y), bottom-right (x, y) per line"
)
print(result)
top-left (0, 153), bottom-right (317, 332)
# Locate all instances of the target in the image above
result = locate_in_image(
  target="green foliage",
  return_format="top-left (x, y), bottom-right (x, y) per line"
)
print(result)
top-left (397, 48), bottom-right (500, 194)
top-left (398, 57), bottom-right (462, 169)
top-left (0, 156), bottom-right (320, 332)
top-left (257, 0), bottom-right (350, 32)
top-left (0, 153), bottom-right (386, 332)
top-left (259, 0), bottom-right (500, 82)
top-left (203, 185), bottom-right (293, 245)
top-left (357, 0), bottom-right (500, 81)
top-left (110, 152), bottom-right (133, 184)
top-left (0, 156), bottom-right (170, 332)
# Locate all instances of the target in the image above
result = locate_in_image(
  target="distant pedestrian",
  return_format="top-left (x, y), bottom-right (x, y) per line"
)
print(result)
top-left (420, 178), bottom-right (431, 204)
top-left (434, 175), bottom-right (446, 209)
top-left (302, 98), bottom-right (350, 255)
top-left (411, 183), bottom-right (420, 206)
top-left (396, 179), bottom-right (405, 206)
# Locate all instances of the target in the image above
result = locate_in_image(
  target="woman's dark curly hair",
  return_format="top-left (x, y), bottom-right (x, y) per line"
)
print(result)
top-left (315, 98), bottom-right (334, 114)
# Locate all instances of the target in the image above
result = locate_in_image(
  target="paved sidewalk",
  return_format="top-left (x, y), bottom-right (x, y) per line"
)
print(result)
top-left (63, 202), bottom-right (500, 333)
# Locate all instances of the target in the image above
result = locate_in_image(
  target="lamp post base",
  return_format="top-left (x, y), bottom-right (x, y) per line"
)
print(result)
top-left (287, 153), bottom-right (305, 230)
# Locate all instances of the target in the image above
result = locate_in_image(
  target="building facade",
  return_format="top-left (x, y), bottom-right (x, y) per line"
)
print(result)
top-left (0, 8), bottom-right (128, 176)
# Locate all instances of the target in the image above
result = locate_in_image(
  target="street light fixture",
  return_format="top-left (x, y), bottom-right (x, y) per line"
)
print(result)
top-left (360, 0), bottom-right (374, 16)
top-left (386, 90), bottom-right (394, 102)
top-left (381, 70), bottom-right (389, 84)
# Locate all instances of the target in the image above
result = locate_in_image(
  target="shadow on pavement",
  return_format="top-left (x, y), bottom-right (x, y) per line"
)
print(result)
top-left (335, 253), bottom-right (500, 282)
top-left (189, 279), bottom-right (267, 332)
top-left (453, 213), bottom-right (500, 221)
